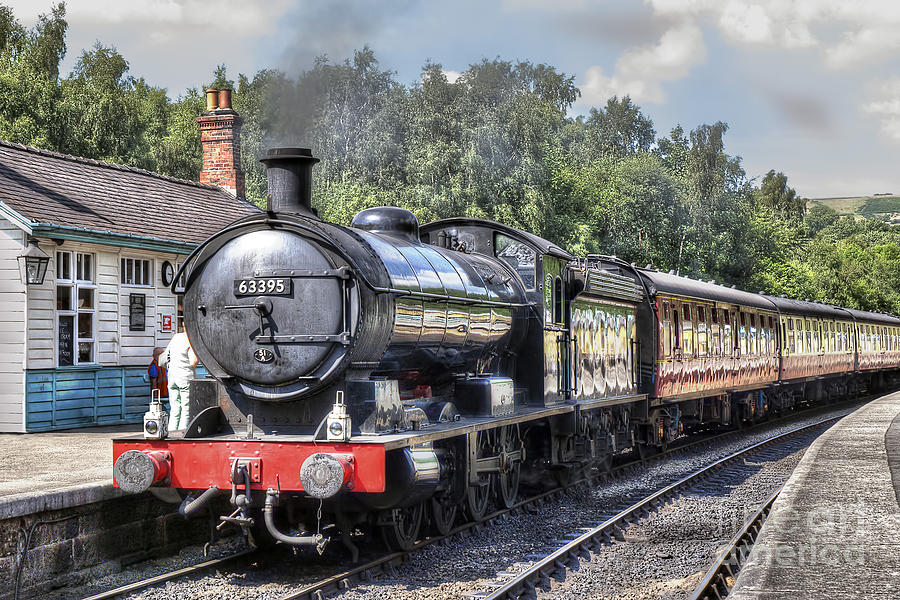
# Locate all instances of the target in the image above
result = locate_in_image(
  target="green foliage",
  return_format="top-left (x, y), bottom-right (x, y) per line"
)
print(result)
top-left (859, 196), bottom-right (900, 217)
top-left (753, 169), bottom-right (805, 222)
top-left (0, 1), bottom-right (897, 315)
top-left (208, 64), bottom-right (233, 90)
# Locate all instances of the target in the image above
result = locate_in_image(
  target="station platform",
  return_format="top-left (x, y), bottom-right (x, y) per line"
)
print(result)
top-left (0, 424), bottom-right (139, 519)
top-left (730, 390), bottom-right (900, 599)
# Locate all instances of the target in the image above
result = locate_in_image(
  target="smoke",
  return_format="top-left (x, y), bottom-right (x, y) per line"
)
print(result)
top-left (768, 91), bottom-right (834, 135)
top-left (278, 0), bottom-right (419, 75)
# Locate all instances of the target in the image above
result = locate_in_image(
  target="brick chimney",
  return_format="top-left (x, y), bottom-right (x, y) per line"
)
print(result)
top-left (197, 88), bottom-right (245, 198)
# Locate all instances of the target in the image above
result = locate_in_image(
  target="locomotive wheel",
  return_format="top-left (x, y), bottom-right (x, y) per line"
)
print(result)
top-left (430, 496), bottom-right (458, 536)
top-left (466, 430), bottom-right (493, 521)
top-left (380, 503), bottom-right (424, 551)
top-left (496, 425), bottom-right (521, 509)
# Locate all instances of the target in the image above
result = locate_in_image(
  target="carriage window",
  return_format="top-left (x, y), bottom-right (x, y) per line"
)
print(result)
top-left (770, 317), bottom-right (777, 354)
top-left (662, 302), bottom-right (672, 357)
top-left (697, 307), bottom-right (706, 356)
top-left (788, 319), bottom-right (795, 353)
top-left (750, 314), bottom-right (758, 355)
top-left (552, 276), bottom-right (563, 324)
top-left (494, 233), bottom-right (536, 291)
top-left (682, 305), bottom-right (694, 356)
top-left (711, 309), bottom-right (721, 356)
top-left (673, 304), bottom-right (681, 352)
top-left (738, 312), bottom-right (747, 355)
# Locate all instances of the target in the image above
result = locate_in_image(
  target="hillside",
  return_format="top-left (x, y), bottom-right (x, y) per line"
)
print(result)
top-left (809, 194), bottom-right (900, 223)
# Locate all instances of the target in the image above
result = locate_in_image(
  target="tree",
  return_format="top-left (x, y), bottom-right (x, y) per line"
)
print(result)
top-left (0, 2), bottom-right (66, 149)
top-left (583, 96), bottom-right (655, 160)
top-left (753, 169), bottom-right (805, 222)
top-left (805, 204), bottom-right (839, 235)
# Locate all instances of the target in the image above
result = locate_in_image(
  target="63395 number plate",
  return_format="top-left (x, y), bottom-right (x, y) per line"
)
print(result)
top-left (233, 278), bottom-right (292, 296)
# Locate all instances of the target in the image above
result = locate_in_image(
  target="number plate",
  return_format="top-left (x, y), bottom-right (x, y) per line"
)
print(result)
top-left (233, 278), bottom-right (292, 296)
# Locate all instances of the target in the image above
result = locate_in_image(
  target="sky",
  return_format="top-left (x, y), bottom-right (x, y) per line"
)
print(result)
top-left (7, 0), bottom-right (900, 199)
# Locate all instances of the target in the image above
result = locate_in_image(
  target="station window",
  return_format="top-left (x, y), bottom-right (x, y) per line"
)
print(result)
top-left (56, 251), bottom-right (96, 366)
top-left (121, 257), bottom-right (152, 286)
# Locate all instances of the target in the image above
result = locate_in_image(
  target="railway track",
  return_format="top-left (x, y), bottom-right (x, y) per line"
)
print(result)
top-left (466, 414), bottom-right (839, 600)
top-left (73, 401), bottom-right (859, 600)
top-left (688, 485), bottom-right (782, 600)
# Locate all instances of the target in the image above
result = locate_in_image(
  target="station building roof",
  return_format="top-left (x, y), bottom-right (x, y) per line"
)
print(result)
top-left (0, 140), bottom-right (260, 253)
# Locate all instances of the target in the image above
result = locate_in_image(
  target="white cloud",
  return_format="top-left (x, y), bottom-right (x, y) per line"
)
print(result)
top-left (862, 78), bottom-right (900, 142)
top-left (442, 70), bottom-right (461, 84)
top-left (717, 1), bottom-right (773, 44)
top-left (5, 0), bottom-right (294, 35)
top-left (643, 0), bottom-right (900, 68)
top-left (825, 28), bottom-right (900, 70)
top-left (579, 21), bottom-right (705, 105)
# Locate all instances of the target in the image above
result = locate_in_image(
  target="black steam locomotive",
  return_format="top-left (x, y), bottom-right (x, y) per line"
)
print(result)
top-left (112, 148), bottom-right (900, 553)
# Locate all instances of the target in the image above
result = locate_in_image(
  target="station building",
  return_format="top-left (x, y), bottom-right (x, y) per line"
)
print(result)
top-left (0, 90), bottom-right (257, 432)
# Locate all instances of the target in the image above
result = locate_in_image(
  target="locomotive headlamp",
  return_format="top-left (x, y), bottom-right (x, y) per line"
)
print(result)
top-left (326, 391), bottom-right (352, 442)
top-left (299, 453), bottom-right (354, 498)
top-left (143, 394), bottom-right (168, 439)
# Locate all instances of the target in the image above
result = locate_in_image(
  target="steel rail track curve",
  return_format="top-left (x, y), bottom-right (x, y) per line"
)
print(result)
top-left (689, 484), bottom-right (783, 600)
top-left (79, 548), bottom-right (259, 600)
top-left (465, 413), bottom-right (843, 600)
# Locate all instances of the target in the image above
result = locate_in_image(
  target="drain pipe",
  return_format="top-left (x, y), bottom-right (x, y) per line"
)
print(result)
top-left (263, 489), bottom-right (329, 554)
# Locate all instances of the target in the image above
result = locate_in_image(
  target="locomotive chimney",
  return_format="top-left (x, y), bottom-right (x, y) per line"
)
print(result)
top-left (260, 147), bottom-right (320, 216)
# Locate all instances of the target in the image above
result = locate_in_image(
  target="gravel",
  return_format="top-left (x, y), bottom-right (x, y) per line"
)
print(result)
top-left (47, 402), bottom-right (859, 600)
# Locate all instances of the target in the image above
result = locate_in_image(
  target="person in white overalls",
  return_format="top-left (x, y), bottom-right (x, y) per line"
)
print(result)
top-left (159, 322), bottom-right (198, 432)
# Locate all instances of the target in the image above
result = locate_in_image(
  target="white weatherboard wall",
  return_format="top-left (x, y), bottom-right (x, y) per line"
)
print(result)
top-left (26, 243), bottom-right (188, 370)
top-left (0, 217), bottom-right (26, 432)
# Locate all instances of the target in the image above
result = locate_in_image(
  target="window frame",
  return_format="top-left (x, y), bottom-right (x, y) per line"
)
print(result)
top-left (121, 256), bottom-right (153, 287)
top-left (56, 250), bottom-right (97, 366)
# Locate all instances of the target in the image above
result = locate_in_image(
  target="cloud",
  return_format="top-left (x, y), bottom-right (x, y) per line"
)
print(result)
top-left (5, 0), bottom-right (294, 35)
top-left (442, 70), bottom-right (461, 84)
top-left (824, 27), bottom-right (900, 70)
top-left (645, 0), bottom-right (900, 68)
top-left (578, 21), bottom-right (705, 105)
top-left (862, 78), bottom-right (900, 142)
top-left (717, 1), bottom-right (773, 44)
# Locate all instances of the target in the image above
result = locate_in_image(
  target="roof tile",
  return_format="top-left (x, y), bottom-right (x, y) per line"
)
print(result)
top-left (0, 140), bottom-right (260, 244)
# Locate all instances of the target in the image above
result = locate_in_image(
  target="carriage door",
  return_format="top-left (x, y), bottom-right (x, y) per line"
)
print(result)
top-left (543, 257), bottom-right (570, 404)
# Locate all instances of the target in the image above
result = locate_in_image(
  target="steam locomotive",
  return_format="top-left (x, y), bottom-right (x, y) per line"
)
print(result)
top-left (112, 148), bottom-right (900, 553)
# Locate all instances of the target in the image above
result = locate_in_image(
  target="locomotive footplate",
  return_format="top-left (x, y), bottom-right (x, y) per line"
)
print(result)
top-left (112, 394), bottom-right (647, 498)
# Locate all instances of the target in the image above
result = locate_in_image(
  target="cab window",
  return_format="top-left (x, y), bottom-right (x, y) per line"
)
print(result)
top-left (552, 276), bottom-right (563, 324)
top-left (494, 233), bottom-right (536, 291)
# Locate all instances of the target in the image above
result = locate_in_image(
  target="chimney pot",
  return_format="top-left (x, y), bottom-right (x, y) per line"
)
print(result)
top-left (205, 88), bottom-right (219, 112)
top-left (218, 89), bottom-right (232, 111)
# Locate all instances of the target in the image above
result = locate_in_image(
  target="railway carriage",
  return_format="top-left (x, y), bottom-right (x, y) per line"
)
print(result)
top-left (111, 147), bottom-right (900, 553)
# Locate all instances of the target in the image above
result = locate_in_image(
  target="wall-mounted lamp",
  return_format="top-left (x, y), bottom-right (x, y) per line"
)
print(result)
top-left (17, 238), bottom-right (50, 285)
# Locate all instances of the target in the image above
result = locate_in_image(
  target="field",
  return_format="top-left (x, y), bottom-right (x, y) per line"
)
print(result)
top-left (809, 195), bottom-right (900, 223)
